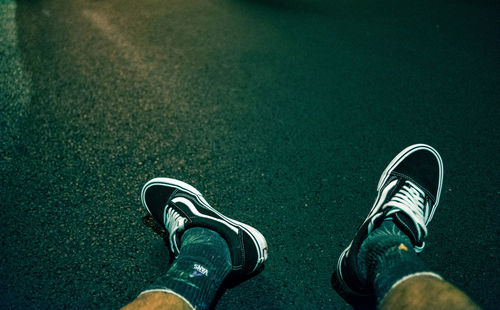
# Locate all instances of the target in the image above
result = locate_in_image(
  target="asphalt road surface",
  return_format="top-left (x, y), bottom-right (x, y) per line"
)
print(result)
top-left (1, 0), bottom-right (499, 309)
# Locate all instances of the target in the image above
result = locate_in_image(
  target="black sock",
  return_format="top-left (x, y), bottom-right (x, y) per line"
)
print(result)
top-left (141, 227), bottom-right (232, 309)
top-left (357, 218), bottom-right (439, 304)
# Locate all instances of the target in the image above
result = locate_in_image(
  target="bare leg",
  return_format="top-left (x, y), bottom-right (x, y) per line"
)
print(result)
top-left (125, 178), bottom-right (268, 310)
top-left (380, 275), bottom-right (481, 310)
top-left (334, 145), bottom-right (481, 310)
top-left (122, 292), bottom-right (192, 310)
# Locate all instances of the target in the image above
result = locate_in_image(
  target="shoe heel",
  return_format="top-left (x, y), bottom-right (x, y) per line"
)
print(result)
top-left (332, 249), bottom-right (376, 308)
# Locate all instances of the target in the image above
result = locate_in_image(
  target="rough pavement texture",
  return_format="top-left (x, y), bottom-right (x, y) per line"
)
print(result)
top-left (1, 0), bottom-right (499, 309)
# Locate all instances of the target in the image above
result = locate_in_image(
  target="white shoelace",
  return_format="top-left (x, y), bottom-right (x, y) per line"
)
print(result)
top-left (385, 181), bottom-right (429, 247)
top-left (368, 180), bottom-right (429, 253)
top-left (164, 207), bottom-right (186, 254)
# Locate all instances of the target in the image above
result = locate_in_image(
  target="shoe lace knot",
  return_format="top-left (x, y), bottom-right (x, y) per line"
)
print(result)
top-left (384, 180), bottom-right (429, 250)
top-left (164, 206), bottom-right (186, 254)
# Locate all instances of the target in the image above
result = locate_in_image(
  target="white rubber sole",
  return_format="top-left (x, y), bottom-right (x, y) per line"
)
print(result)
top-left (141, 177), bottom-right (268, 272)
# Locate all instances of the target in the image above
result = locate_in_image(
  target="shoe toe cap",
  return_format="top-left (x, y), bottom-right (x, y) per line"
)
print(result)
top-left (143, 184), bottom-right (177, 223)
top-left (392, 148), bottom-right (442, 198)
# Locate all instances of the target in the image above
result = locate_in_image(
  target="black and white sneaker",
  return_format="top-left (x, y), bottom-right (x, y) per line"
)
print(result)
top-left (334, 144), bottom-right (444, 297)
top-left (141, 178), bottom-right (268, 277)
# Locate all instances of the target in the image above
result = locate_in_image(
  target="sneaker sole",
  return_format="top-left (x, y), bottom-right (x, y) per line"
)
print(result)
top-left (141, 177), bottom-right (268, 273)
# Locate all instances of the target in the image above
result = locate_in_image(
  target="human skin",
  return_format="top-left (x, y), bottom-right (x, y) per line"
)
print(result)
top-left (380, 275), bottom-right (481, 310)
top-left (123, 275), bottom-right (481, 310)
top-left (122, 292), bottom-right (192, 310)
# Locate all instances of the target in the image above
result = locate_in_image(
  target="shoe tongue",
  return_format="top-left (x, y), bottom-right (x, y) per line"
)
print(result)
top-left (391, 212), bottom-right (422, 247)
